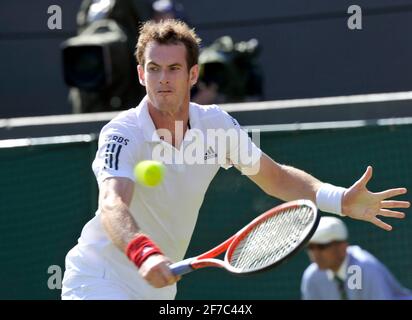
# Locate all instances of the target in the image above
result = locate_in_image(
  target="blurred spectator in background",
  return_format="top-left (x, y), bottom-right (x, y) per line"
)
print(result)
top-left (192, 36), bottom-right (264, 105)
top-left (150, 0), bottom-right (188, 23)
top-left (301, 217), bottom-right (412, 300)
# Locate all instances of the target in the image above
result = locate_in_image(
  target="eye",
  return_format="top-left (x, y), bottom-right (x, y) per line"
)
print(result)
top-left (148, 65), bottom-right (159, 72)
top-left (170, 66), bottom-right (180, 71)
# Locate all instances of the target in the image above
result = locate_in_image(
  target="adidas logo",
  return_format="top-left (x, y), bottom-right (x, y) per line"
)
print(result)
top-left (204, 146), bottom-right (218, 160)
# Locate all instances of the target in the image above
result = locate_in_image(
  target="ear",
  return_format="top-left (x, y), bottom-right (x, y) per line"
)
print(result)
top-left (189, 64), bottom-right (199, 87)
top-left (137, 65), bottom-right (145, 86)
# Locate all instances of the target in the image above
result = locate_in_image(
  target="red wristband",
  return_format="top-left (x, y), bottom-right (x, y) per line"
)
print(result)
top-left (125, 234), bottom-right (163, 268)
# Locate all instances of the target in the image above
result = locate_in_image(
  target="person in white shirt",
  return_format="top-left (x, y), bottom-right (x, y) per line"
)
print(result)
top-left (61, 19), bottom-right (410, 300)
top-left (301, 217), bottom-right (412, 299)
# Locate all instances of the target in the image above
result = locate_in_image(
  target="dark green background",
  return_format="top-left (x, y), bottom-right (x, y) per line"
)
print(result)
top-left (1, 123), bottom-right (411, 299)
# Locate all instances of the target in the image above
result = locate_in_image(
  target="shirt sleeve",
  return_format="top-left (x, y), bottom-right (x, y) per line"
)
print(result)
top-left (92, 123), bottom-right (139, 185)
top-left (218, 110), bottom-right (262, 171)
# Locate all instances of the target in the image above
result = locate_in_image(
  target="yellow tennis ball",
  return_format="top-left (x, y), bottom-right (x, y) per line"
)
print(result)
top-left (134, 160), bottom-right (165, 187)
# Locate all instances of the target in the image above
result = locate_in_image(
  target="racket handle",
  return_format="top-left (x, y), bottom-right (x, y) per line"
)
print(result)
top-left (169, 258), bottom-right (195, 276)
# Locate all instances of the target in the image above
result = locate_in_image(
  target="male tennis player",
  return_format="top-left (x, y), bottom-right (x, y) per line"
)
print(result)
top-left (61, 19), bottom-right (410, 299)
top-left (301, 217), bottom-right (412, 299)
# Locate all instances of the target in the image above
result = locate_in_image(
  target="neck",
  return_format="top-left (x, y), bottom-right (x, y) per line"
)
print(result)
top-left (147, 101), bottom-right (190, 148)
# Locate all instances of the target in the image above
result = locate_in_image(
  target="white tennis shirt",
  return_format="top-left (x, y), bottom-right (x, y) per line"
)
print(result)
top-left (63, 96), bottom-right (262, 299)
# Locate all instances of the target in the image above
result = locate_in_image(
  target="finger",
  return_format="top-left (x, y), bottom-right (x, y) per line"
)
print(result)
top-left (355, 166), bottom-right (373, 188)
top-left (378, 209), bottom-right (405, 219)
top-left (163, 272), bottom-right (178, 286)
top-left (156, 271), bottom-right (173, 288)
top-left (144, 264), bottom-right (171, 288)
top-left (376, 188), bottom-right (407, 200)
top-left (159, 263), bottom-right (179, 286)
top-left (146, 272), bottom-right (168, 288)
top-left (371, 217), bottom-right (392, 231)
top-left (165, 261), bottom-right (181, 282)
top-left (381, 200), bottom-right (411, 209)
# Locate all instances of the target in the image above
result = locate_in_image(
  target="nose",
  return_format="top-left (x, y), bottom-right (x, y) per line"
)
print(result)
top-left (159, 70), bottom-right (170, 84)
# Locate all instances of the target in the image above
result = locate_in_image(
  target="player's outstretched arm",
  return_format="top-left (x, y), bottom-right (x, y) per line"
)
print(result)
top-left (244, 155), bottom-right (410, 231)
top-left (341, 166), bottom-right (410, 231)
top-left (243, 153), bottom-right (322, 203)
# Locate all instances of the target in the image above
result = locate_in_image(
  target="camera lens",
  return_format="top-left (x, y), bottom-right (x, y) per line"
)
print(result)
top-left (63, 45), bottom-right (106, 90)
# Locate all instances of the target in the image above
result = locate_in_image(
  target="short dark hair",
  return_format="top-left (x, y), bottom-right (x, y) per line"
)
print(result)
top-left (135, 19), bottom-right (201, 70)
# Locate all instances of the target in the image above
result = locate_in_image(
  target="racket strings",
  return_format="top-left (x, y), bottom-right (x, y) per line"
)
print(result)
top-left (229, 206), bottom-right (314, 272)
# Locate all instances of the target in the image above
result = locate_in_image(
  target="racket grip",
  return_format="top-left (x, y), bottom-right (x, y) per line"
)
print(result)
top-left (169, 258), bottom-right (195, 276)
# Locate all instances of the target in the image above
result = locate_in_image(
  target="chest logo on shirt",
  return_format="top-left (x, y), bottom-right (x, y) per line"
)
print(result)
top-left (204, 146), bottom-right (218, 160)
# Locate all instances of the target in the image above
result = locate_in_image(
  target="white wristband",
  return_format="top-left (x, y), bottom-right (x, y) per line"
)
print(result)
top-left (316, 183), bottom-right (347, 216)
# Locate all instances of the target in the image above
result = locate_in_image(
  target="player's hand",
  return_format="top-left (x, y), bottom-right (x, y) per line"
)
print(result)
top-left (342, 166), bottom-right (410, 230)
top-left (139, 254), bottom-right (181, 288)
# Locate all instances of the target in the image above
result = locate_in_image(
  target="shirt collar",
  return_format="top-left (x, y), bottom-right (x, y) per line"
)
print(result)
top-left (135, 96), bottom-right (161, 143)
top-left (187, 102), bottom-right (200, 129)
top-left (326, 254), bottom-right (349, 281)
top-left (185, 102), bottom-right (201, 141)
top-left (135, 96), bottom-right (200, 143)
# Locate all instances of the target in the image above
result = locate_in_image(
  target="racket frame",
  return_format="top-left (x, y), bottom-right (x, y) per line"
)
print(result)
top-left (170, 199), bottom-right (319, 276)
top-left (224, 199), bottom-right (319, 275)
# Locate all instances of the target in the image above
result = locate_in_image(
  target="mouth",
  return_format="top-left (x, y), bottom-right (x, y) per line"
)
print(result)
top-left (157, 89), bottom-right (173, 94)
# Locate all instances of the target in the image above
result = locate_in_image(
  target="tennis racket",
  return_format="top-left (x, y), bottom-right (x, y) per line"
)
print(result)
top-left (170, 199), bottom-right (319, 276)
